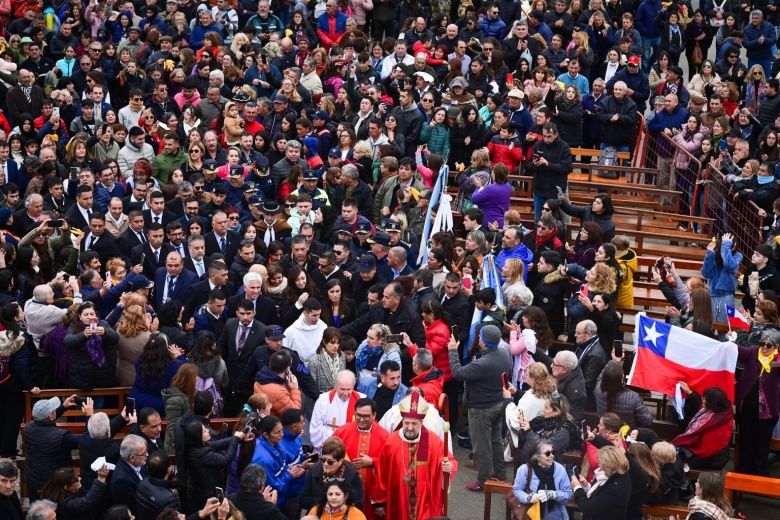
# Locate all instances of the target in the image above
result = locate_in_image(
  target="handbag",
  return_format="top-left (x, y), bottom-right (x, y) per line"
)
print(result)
top-left (692, 43), bottom-right (704, 67)
top-left (505, 463), bottom-right (534, 520)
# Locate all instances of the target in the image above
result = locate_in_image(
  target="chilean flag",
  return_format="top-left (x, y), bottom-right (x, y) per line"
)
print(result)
top-left (726, 305), bottom-right (750, 331)
top-left (628, 314), bottom-right (738, 401)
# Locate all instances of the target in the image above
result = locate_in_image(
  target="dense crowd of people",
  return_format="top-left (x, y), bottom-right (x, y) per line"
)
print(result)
top-left (0, 0), bottom-right (778, 519)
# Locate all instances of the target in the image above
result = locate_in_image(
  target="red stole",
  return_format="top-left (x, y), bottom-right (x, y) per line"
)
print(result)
top-left (328, 389), bottom-right (360, 421)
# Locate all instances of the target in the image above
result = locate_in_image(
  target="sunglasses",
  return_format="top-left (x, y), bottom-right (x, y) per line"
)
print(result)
top-left (285, 203), bottom-right (296, 208)
top-left (228, 216), bottom-right (240, 221)
top-left (322, 457), bottom-right (339, 465)
top-left (759, 341), bottom-right (777, 349)
top-left (541, 451), bottom-right (554, 456)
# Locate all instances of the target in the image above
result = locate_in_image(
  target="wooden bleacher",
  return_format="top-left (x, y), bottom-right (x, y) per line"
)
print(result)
top-left (24, 387), bottom-right (132, 421)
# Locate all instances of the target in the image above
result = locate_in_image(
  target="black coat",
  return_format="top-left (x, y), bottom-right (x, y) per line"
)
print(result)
top-left (574, 471), bottom-right (631, 520)
top-left (64, 321), bottom-right (119, 390)
top-left (441, 291), bottom-right (473, 346)
top-left (0, 492), bottom-right (22, 520)
top-left (22, 412), bottom-right (80, 493)
top-left (204, 231), bottom-right (240, 266)
top-left (227, 294), bottom-right (279, 326)
top-left (554, 99), bottom-right (584, 147)
top-left (532, 272), bottom-right (569, 337)
top-left (110, 458), bottom-right (147, 511)
top-left (55, 480), bottom-right (108, 520)
top-left (300, 461), bottom-right (364, 511)
top-left (78, 414), bottom-right (127, 492)
top-left (557, 367), bottom-right (587, 422)
top-left (183, 436), bottom-right (240, 513)
top-left (449, 123), bottom-right (489, 168)
top-left (228, 490), bottom-right (285, 520)
top-left (529, 137), bottom-right (573, 198)
top-left (7, 333), bottom-right (40, 393)
top-left (135, 477), bottom-right (179, 519)
top-left (597, 94), bottom-right (639, 148)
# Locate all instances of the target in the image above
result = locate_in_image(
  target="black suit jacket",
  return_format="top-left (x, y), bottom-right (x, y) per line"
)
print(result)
top-left (130, 243), bottom-right (174, 280)
top-left (119, 227), bottom-right (147, 257)
top-left (81, 231), bottom-right (123, 266)
top-left (121, 195), bottom-right (145, 214)
top-left (42, 193), bottom-right (72, 216)
top-left (227, 293), bottom-right (279, 325)
top-left (165, 198), bottom-right (186, 218)
top-left (143, 209), bottom-right (177, 230)
top-left (218, 318), bottom-right (265, 391)
top-left (183, 279), bottom-right (234, 321)
top-left (184, 256), bottom-right (207, 279)
top-left (64, 203), bottom-right (98, 232)
top-left (154, 267), bottom-right (200, 309)
top-left (204, 231), bottom-right (240, 265)
top-left (110, 458), bottom-right (147, 512)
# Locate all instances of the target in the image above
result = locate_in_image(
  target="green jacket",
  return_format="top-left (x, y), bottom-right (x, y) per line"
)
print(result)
top-left (152, 149), bottom-right (186, 185)
top-left (162, 386), bottom-right (190, 454)
top-left (420, 123), bottom-right (451, 161)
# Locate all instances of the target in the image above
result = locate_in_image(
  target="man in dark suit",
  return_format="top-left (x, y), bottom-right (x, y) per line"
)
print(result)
top-left (12, 193), bottom-right (46, 237)
top-left (110, 434), bottom-right (150, 512)
top-left (120, 210), bottom-right (148, 257)
top-left (219, 298), bottom-right (266, 416)
top-left (42, 177), bottom-right (72, 217)
top-left (165, 182), bottom-right (193, 218)
top-left (122, 179), bottom-right (150, 214)
top-left (80, 211), bottom-right (123, 266)
top-left (64, 184), bottom-right (98, 232)
top-left (204, 210), bottom-right (240, 266)
top-left (128, 408), bottom-right (165, 455)
top-left (165, 222), bottom-right (188, 259)
top-left (309, 250), bottom-right (348, 289)
top-left (184, 260), bottom-right (233, 320)
top-left (130, 223), bottom-right (173, 281)
top-left (144, 190), bottom-right (177, 230)
top-left (154, 251), bottom-right (199, 309)
top-left (183, 234), bottom-right (208, 279)
top-left (226, 271), bottom-right (278, 325)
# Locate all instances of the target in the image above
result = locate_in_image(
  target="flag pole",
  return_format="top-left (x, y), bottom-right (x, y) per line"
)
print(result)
top-left (725, 304), bottom-right (731, 333)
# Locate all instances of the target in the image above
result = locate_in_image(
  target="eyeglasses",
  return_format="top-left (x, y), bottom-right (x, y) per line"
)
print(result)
top-left (541, 450), bottom-right (554, 456)
top-left (759, 341), bottom-right (776, 349)
top-left (355, 412), bottom-right (373, 420)
top-left (322, 457), bottom-right (339, 465)
top-left (285, 203), bottom-right (296, 208)
top-left (483, 47), bottom-right (494, 51)
top-left (89, 47), bottom-right (102, 52)
top-left (228, 216), bottom-right (239, 221)
top-left (421, 98), bottom-right (433, 103)
top-left (542, 206), bottom-right (551, 211)
top-left (754, 72), bottom-right (763, 76)
top-left (131, 97), bottom-right (143, 101)
top-left (189, 149), bottom-right (200, 153)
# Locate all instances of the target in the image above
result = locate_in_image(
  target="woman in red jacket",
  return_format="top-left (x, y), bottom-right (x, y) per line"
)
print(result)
top-left (672, 384), bottom-right (734, 470)
top-left (402, 300), bottom-right (452, 384)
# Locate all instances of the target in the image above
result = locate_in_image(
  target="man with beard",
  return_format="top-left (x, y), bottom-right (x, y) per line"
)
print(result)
top-left (373, 392), bottom-right (456, 520)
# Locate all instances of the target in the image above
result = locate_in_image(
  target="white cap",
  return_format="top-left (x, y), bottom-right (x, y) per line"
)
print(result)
top-left (507, 88), bottom-right (525, 99)
top-left (414, 71), bottom-right (434, 83)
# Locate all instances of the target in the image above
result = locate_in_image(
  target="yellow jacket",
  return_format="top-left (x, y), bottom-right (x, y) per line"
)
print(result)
top-left (616, 248), bottom-right (638, 309)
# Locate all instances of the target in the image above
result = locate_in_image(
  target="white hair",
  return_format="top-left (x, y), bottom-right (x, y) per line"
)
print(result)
top-left (555, 350), bottom-right (578, 371)
top-left (87, 412), bottom-right (111, 440)
top-left (120, 434), bottom-right (147, 460)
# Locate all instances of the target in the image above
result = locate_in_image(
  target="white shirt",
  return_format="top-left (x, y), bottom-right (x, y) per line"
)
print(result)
top-left (310, 390), bottom-right (366, 448)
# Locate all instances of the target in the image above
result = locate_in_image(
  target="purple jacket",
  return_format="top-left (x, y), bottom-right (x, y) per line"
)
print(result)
top-left (471, 182), bottom-right (511, 228)
top-left (736, 346), bottom-right (780, 419)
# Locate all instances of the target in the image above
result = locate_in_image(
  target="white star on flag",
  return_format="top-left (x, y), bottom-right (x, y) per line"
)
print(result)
top-left (643, 321), bottom-right (663, 346)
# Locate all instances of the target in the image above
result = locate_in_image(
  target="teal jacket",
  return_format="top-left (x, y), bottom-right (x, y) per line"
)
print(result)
top-left (420, 123), bottom-right (451, 161)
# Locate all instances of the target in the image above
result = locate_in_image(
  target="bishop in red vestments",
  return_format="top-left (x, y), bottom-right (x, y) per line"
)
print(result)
top-left (333, 398), bottom-right (390, 520)
top-left (373, 392), bottom-right (457, 520)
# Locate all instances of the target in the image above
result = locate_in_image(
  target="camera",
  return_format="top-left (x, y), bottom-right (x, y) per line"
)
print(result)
top-left (242, 412), bottom-right (261, 434)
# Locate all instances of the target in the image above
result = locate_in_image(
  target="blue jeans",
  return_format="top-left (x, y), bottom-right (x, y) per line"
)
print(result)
top-left (642, 37), bottom-right (661, 74)
top-left (711, 294), bottom-right (735, 325)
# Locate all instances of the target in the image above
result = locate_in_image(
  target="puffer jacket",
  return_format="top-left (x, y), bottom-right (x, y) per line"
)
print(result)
top-left (253, 367), bottom-right (302, 417)
top-left (594, 369), bottom-right (654, 428)
top-left (560, 199), bottom-right (616, 242)
top-left (408, 318), bottom-right (452, 381)
top-left (162, 386), bottom-right (190, 454)
top-left (135, 477), bottom-right (179, 519)
top-left (64, 321), bottom-right (119, 390)
top-left (554, 98), bottom-right (584, 147)
top-left (0, 330), bottom-right (37, 393)
top-left (250, 437), bottom-right (293, 505)
top-left (615, 248), bottom-right (638, 308)
top-left (487, 133), bottom-right (524, 173)
top-left (419, 122), bottom-right (451, 160)
top-left (673, 128), bottom-right (707, 170)
top-left (22, 412), bottom-right (80, 494)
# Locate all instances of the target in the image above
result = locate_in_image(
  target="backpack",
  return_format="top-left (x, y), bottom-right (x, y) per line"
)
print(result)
top-left (596, 146), bottom-right (619, 179)
top-left (195, 376), bottom-right (223, 417)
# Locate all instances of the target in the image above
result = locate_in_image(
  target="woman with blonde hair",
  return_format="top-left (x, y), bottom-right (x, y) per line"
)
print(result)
top-left (354, 324), bottom-right (401, 396)
top-left (504, 362), bottom-right (558, 460)
top-left (230, 33), bottom-right (250, 61)
top-left (646, 441), bottom-right (685, 506)
top-left (455, 147), bottom-right (492, 212)
top-left (744, 64), bottom-right (767, 115)
top-left (106, 258), bottom-right (127, 285)
top-left (115, 304), bottom-right (154, 386)
top-left (570, 445), bottom-right (631, 518)
top-left (502, 258), bottom-right (533, 308)
top-left (163, 363), bottom-right (198, 453)
top-left (566, 30), bottom-right (594, 78)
